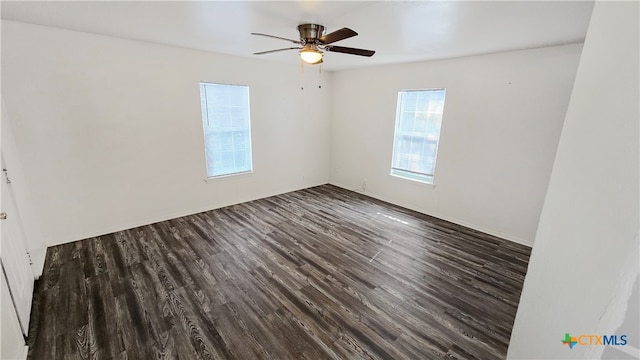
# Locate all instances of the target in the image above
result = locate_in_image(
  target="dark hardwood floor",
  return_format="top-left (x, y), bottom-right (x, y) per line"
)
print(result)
top-left (27, 184), bottom-right (531, 360)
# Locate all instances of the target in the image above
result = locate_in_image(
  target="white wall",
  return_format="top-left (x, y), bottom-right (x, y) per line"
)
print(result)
top-left (1, 20), bottom-right (332, 246)
top-left (330, 44), bottom-right (582, 245)
top-left (1, 98), bottom-right (46, 276)
top-left (508, 1), bottom-right (639, 359)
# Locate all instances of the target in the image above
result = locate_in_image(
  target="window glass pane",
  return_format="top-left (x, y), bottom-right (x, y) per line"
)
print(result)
top-left (200, 83), bottom-right (253, 178)
top-left (391, 89), bottom-right (446, 184)
top-left (401, 91), bottom-right (418, 111)
top-left (414, 113), bottom-right (428, 134)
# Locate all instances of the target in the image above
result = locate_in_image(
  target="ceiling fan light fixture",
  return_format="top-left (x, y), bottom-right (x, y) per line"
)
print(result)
top-left (252, 24), bottom-right (375, 64)
top-left (299, 46), bottom-right (323, 64)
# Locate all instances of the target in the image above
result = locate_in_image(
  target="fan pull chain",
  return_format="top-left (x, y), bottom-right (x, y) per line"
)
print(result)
top-left (318, 63), bottom-right (322, 89)
top-left (300, 59), bottom-right (304, 90)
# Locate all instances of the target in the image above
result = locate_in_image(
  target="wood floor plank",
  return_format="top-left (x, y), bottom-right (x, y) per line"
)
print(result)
top-left (28, 184), bottom-right (531, 359)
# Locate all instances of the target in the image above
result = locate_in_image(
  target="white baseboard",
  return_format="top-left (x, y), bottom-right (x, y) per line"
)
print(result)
top-left (28, 247), bottom-right (46, 279)
top-left (330, 181), bottom-right (533, 247)
top-left (46, 181), bottom-right (330, 247)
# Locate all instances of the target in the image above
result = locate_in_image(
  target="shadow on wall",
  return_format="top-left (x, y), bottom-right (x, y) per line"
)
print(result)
top-left (602, 276), bottom-right (640, 360)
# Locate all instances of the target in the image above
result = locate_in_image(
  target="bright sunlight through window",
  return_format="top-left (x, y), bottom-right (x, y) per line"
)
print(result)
top-left (200, 82), bottom-right (253, 178)
top-left (391, 89), bottom-right (446, 184)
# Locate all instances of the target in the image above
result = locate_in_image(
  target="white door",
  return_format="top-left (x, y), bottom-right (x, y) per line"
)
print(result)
top-left (0, 157), bottom-right (35, 336)
top-left (1, 271), bottom-right (28, 359)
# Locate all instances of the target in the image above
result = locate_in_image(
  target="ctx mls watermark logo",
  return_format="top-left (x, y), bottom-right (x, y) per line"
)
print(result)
top-left (561, 334), bottom-right (578, 349)
top-left (561, 333), bottom-right (627, 349)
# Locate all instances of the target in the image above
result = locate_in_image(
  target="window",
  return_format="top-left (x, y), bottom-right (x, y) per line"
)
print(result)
top-left (391, 89), bottom-right (446, 184)
top-left (199, 82), bottom-right (253, 178)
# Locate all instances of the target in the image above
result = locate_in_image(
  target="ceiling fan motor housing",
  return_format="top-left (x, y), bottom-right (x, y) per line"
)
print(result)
top-left (251, 24), bottom-right (374, 60)
top-left (297, 24), bottom-right (325, 44)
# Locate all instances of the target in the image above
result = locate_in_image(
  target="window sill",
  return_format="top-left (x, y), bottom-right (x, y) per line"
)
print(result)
top-left (390, 172), bottom-right (436, 188)
top-left (204, 170), bottom-right (253, 183)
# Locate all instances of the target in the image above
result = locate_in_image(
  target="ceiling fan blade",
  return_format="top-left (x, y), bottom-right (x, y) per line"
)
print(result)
top-left (319, 27), bottom-right (358, 45)
top-left (251, 32), bottom-right (301, 44)
top-left (324, 45), bottom-right (375, 57)
top-left (253, 47), bottom-right (301, 55)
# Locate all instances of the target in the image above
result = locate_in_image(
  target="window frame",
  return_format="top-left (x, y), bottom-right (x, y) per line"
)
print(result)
top-left (390, 88), bottom-right (446, 185)
top-left (199, 81), bottom-right (254, 180)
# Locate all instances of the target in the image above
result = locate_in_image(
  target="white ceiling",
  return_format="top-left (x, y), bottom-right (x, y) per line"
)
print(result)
top-left (1, 1), bottom-right (594, 71)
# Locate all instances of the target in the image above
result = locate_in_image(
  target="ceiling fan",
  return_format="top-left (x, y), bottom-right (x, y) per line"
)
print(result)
top-left (251, 24), bottom-right (375, 65)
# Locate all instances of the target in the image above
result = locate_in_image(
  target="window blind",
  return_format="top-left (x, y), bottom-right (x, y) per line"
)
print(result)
top-left (200, 83), bottom-right (253, 178)
top-left (391, 89), bottom-right (446, 184)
